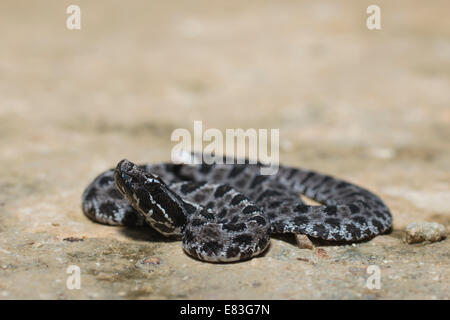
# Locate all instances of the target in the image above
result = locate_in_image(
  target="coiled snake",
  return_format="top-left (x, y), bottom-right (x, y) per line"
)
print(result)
top-left (82, 154), bottom-right (392, 262)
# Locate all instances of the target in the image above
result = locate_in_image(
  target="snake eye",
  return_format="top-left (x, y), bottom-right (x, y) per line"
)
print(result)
top-left (144, 177), bottom-right (163, 191)
top-left (144, 172), bottom-right (164, 184)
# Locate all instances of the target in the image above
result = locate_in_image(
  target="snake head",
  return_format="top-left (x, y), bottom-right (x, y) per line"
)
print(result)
top-left (114, 159), bottom-right (187, 235)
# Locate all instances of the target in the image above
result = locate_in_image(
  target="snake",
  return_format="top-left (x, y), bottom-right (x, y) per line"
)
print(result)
top-left (81, 153), bottom-right (392, 262)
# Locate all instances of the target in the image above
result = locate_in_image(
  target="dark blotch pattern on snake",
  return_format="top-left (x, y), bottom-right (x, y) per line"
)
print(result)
top-left (81, 155), bottom-right (392, 262)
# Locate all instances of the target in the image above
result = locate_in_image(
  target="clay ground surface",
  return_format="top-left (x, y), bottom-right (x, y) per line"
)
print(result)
top-left (0, 0), bottom-right (449, 299)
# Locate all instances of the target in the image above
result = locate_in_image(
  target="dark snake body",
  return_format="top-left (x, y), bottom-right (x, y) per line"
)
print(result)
top-left (82, 156), bottom-right (392, 262)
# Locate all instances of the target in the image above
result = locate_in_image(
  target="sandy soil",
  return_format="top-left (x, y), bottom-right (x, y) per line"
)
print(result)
top-left (0, 0), bottom-right (449, 299)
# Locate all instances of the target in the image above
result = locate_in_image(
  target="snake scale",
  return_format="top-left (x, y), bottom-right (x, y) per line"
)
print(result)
top-left (82, 154), bottom-right (392, 262)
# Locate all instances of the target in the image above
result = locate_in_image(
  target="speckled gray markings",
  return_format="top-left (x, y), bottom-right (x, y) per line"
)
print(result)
top-left (82, 156), bottom-right (392, 262)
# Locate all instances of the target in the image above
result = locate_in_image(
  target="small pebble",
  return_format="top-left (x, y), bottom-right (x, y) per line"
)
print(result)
top-left (97, 272), bottom-right (114, 280)
top-left (63, 237), bottom-right (84, 242)
top-left (141, 256), bottom-right (160, 265)
top-left (136, 256), bottom-right (162, 270)
top-left (404, 222), bottom-right (447, 244)
top-left (348, 267), bottom-right (365, 276)
top-left (295, 234), bottom-right (314, 249)
top-left (296, 257), bottom-right (315, 265)
top-left (315, 248), bottom-right (329, 259)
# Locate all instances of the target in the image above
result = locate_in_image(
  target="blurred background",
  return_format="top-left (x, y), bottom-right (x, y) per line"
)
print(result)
top-left (0, 0), bottom-right (448, 299)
